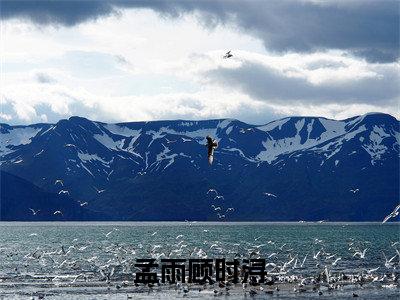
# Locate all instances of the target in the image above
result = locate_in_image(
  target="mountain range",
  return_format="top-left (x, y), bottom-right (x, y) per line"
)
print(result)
top-left (1, 113), bottom-right (399, 221)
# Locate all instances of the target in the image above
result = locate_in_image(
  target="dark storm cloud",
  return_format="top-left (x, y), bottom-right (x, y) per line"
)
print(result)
top-left (1, 0), bottom-right (398, 62)
top-left (205, 61), bottom-right (400, 105)
top-left (0, 0), bottom-right (115, 26)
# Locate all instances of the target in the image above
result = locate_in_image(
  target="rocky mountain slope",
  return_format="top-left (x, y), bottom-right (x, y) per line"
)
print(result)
top-left (1, 113), bottom-right (398, 221)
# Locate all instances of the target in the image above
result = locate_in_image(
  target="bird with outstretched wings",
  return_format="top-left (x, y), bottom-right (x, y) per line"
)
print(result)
top-left (206, 135), bottom-right (218, 165)
top-left (223, 50), bottom-right (233, 59)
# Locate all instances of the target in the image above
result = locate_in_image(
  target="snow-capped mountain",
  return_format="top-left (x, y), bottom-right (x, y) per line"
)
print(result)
top-left (1, 113), bottom-right (399, 221)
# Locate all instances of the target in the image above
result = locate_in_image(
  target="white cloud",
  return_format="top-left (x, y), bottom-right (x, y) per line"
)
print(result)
top-left (2, 9), bottom-right (398, 125)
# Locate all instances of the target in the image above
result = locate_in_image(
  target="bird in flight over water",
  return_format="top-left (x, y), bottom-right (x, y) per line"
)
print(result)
top-left (206, 135), bottom-right (218, 165)
top-left (382, 203), bottom-right (400, 223)
top-left (29, 208), bottom-right (40, 215)
top-left (223, 50), bottom-right (233, 59)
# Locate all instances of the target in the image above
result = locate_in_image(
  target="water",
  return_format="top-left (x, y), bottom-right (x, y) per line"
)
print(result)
top-left (0, 222), bottom-right (399, 299)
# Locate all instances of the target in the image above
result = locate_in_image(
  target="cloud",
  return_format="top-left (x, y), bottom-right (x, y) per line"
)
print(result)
top-left (1, 0), bottom-right (399, 62)
top-left (2, 4), bottom-right (399, 125)
top-left (0, 0), bottom-right (116, 26)
top-left (2, 68), bottom-right (399, 126)
top-left (2, 70), bottom-right (279, 125)
top-left (35, 72), bottom-right (57, 84)
top-left (203, 58), bottom-right (400, 106)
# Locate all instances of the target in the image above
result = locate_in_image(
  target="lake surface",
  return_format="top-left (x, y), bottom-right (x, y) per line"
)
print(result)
top-left (0, 222), bottom-right (399, 299)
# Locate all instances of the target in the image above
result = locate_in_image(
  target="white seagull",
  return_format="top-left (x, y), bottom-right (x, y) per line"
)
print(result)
top-left (105, 228), bottom-right (118, 237)
top-left (29, 208), bottom-right (40, 215)
top-left (349, 188), bottom-right (359, 194)
top-left (332, 257), bottom-right (341, 266)
top-left (264, 192), bottom-right (277, 198)
top-left (353, 248), bottom-right (368, 259)
top-left (53, 210), bottom-right (63, 216)
top-left (207, 189), bottom-right (218, 196)
top-left (211, 205), bottom-right (221, 211)
top-left (93, 186), bottom-right (106, 194)
top-left (54, 179), bottom-right (64, 186)
top-left (382, 204), bottom-right (400, 224)
top-left (58, 190), bottom-right (69, 195)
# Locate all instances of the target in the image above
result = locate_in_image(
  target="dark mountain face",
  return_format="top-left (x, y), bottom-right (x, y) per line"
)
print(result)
top-left (0, 171), bottom-right (106, 221)
top-left (1, 113), bottom-right (399, 221)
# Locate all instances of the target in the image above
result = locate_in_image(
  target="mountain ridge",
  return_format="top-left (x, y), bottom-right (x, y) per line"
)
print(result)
top-left (2, 111), bottom-right (397, 128)
top-left (1, 112), bottom-right (398, 221)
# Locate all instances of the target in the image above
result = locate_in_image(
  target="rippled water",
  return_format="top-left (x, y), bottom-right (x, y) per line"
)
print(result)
top-left (0, 222), bottom-right (399, 299)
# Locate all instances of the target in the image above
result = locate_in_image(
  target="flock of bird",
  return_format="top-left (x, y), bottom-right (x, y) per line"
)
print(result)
top-left (28, 179), bottom-right (96, 218)
top-left (2, 225), bottom-right (399, 299)
top-left (29, 180), bottom-right (399, 225)
top-left (207, 188), bottom-right (235, 220)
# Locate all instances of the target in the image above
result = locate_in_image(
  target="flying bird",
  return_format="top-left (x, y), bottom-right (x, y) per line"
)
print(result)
top-left (264, 192), bottom-right (277, 198)
top-left (58, 190), bottom-right (69, 195)
top-left (54, 179), bottom-right (64, 186)
top-left (223, 50), bottom-right (233, 59)
top-left (332, 257), bottom-right (341, 266)
top-left (29, 208), bottom-right (40, 215)
top-left (367, 267), bottom-right (380, 274)
top-left (93, 186), bottom-right (106, 194)
top-left (206, 136), bottom-right (218, 165)
top-left (105, 228), bottom-right (118, 237)
top-left (211, 205), bottom-right (221, 211)
top-left (53, 210), bottom-right (63, 216)
top-left (184, 220), bottom-right (196, 226)
top-left (165, 138), bottom-right (177, 144)
top-left (78, 201), bottom-right (88, 207)
top-left (207, 188), bottom-right (218, 196)
top-left (382, 204), bottom-right (400, 224)
top-left (353, 248), bottom-right (368, 259)
top-left (349, 188), bottom-right (359, 194)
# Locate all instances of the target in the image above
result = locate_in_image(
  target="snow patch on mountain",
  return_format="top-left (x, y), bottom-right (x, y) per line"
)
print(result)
top-left (318, 118), bottom-right (347, 139)
top-left (147, 130), bottom-right (167, 147)
top-left (314, 125), bottom-right (367, 162)
top-left (255, 117), bottom-right (357, 163)
top-left (104, 124), bottom-right (142, 139)
top-left (156, 144), bottom-right (178, 170)
top-left (217, 119), bottom-right (233, 129)
top-left (223, 147), bottom-right (257, 162)
top-left (78, 152), bottom-right (111, 165)
top-left (362, 125), bottom-right (391, 164)
top-left (295, 119), bottom-right (305, 133)
top-left (257, 118), bottom-right (290, 132)
top-left (94, 133), bottom-right (115, 149)
top-left (0, 127), bottom-right (41, 155)
top-left (149, 126), bottom-right (218, 143)
top-left (225, 126), bottom-right (234, 135)
top-left (79, 163), bottom-right (94, 177)
top-left (306, 119), bottom-right (314, 139)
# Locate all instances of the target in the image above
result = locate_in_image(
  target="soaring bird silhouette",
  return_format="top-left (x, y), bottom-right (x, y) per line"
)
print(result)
top-left (206, 136), bottom-right (218, 165)
top-left (382, 204), bottom-right (400, 223)
top-left (223, 50), bottom-right (233, 59)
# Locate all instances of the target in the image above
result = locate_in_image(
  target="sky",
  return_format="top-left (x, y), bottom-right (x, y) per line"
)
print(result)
top-left (1, 0), bottom-right (399, 125)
